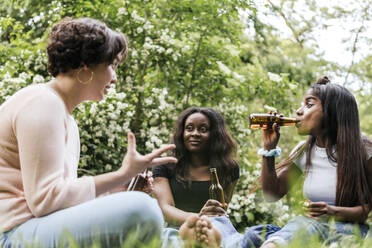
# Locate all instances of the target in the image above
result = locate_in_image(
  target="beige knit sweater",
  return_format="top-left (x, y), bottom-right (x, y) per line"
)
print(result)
top-left (0, 84), bottom-right (95, 232)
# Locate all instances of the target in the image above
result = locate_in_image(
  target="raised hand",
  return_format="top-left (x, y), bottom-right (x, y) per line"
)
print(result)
top-left (119, 132), bottom-right (177, 179)
top-left (262, 112), bottom-right (281, 150)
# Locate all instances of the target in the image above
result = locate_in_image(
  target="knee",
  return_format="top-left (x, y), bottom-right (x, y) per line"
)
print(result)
top-left (109, 192), bottom-right (164, 226)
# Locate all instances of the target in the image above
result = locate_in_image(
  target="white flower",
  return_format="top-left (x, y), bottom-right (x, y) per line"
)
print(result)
top-left (131, 50), bottom-right (138, 58)
top-left (143, 22), bottom-right (153, 31)
top-left (157, 46), bottom-right (165, 53)
top-left (172, 53), bottom-right (178, 61)
top-left (329, 242), bottom-right (339, 248)
top-left (81, 145), bottom-right (88, 153)
top-left (233, 212), bottom-right (242, 223)
top-left (118, 8), bottom-right (128, 16)
top-left (145, 141), bottom-right (155, 150)
top-left (182, 45), bottom-right (190, 53)
top-left (144, 98), bottom-right (153, 105)
top-left (96, 130), bottom-right (103, 137)
top-left (216, 61), bottom-right (231, 75)
top-left (143, 42), bottom-right (153, 50)
top-left (32, 74), bottom-right (44, 84)
top-left (268, 72), bottom-right (282, 83)
top-left (264, 105), bottom-right (277, 112)
top-left (19, 72), bottom-right (29, 80)
top-left (233, 72), bottom-right (245, 82)
top-left (288, 83), bottom-right (297, 90)
top-left (90, 104), bottom-right (98, 114)
top-left (136, 27), bottom-right (143, 33)
top-left (116, 92), bottom-right (126, 100)
top-left (131, 10), bottom-right (145, 23)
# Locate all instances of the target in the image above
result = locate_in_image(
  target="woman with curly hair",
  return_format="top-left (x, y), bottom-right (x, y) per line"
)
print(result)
top-left (258, 77), bottom-right (372, 247)
top-left (0, 17), bottom-right (176, 247)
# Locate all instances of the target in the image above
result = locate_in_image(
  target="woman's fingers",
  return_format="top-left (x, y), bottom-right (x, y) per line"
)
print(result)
top-left (205, 199), bottom-right (223, 207)
top-left (151, 156), bottom-right (178, 166)
top-left (147, 144), bottom-right (176, 160)
top-left (307, 211), bottom-right (325, 217)
top-left (201, 206), bottom-right (225, 216)
top-left (126, 132), bottom-right (136, 153)
top-left (309, 202), bottom-right (327, 208)
top-left (306, 206), bottom-right (325, 212)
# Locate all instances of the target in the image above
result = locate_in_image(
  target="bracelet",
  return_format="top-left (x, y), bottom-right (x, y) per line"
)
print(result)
top-left (258, 147), bottom-right (281, 157)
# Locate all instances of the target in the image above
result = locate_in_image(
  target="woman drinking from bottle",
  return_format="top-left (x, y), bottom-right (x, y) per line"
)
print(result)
top-left (259, 77), bottom-right (372, 247)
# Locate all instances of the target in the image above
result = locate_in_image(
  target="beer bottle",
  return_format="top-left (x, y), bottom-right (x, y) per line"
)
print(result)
top-left (249, 113), bottom-right (298, 129)
top-left (127, 168), bottom-right (148, 191)
top-left (209, 168), bottom-right (227, 209)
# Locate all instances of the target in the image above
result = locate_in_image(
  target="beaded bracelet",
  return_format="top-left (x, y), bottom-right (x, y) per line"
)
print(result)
top-left (258, 147), bottom-right (281, 157)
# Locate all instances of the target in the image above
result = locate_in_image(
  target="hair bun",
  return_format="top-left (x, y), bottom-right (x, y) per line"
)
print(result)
top-left (316, 76), bottom-right (330, 85)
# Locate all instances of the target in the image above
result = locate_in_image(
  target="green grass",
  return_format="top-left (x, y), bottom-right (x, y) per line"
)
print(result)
top-left (3, 221), bottom-right (372, 247)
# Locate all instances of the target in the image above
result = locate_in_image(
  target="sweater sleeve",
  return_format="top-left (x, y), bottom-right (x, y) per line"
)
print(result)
top-left (14, 92), bottom-right (95, 217)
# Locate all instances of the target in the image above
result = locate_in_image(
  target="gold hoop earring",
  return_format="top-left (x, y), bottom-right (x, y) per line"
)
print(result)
top-left (76, 68), bottom-right (94, 85)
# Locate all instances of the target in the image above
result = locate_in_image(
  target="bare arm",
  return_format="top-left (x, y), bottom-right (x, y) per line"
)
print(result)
top-left (261, 158), bottom-right (301, 201)
top-left (307, 202), bottom-right (370, 224)
top-left (260, 122), bottom-right (301, 201)
top-left (330, 205), bottom-right (369, 223)
top-left (153, 177), bottom-right (194, 226)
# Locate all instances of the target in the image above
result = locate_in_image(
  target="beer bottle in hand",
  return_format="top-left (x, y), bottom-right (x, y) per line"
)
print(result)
top-left (249, 113), bottom-right (298, 129)
top-left (209, 167), bottom-right (227, 209)
top-left (127, 168), bottom-right (148, 191)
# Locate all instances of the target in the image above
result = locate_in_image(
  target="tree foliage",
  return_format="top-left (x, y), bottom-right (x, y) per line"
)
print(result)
top-left (1, 0), bottom-right (371, 231)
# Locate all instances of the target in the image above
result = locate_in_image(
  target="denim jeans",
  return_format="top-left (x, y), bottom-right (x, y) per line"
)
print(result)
top-left (0, 192), bottom-right (164, 248)
top-left (161, 215), bottom-right (281, 248)
top-left (263, 215), bottom-right (369, 246)
top-left (239, 224), bottom-right (281, 248)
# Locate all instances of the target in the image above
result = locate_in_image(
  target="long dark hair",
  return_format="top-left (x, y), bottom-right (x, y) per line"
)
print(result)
top-left (278, 77), bottom-right (372, 208)
top-left (171, 107), bottom-right (237, 188)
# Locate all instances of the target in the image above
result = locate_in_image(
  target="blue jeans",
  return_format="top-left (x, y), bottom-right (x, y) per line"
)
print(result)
top-left (211, 216), bottom-right (281, 248)
top-left (0, 192), bottom-right (164, 248)
top-left (239, 224), bottom-right (281, 248)
top-left (161, 215), bottom-right (280, 248)
top-left (263, 216), bottom-right (369, 246)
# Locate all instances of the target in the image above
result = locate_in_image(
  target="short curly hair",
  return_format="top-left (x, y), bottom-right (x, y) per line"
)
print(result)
top-left (47, 17), bottom-right (128, 77)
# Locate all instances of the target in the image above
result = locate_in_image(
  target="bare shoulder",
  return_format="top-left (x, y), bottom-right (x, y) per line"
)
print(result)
top-left (362, 135), bottom-right (372, 160)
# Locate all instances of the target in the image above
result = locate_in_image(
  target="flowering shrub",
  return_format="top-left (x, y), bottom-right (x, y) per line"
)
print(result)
top-left (4, 0), bottom-right (370, 235)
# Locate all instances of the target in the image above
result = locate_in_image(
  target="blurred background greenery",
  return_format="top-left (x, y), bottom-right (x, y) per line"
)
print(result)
top-left (1, 0), bottom-right (371, 238)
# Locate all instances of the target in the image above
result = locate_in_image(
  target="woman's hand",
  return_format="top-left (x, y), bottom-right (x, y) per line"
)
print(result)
top-left (262, 112), bottom-right (281, 150)
top-left (304, 201), bottom-right (335, 219)
top-left (199, 199), bottom-right (226, 217)
top-left (119, 132), bottom-right (177, 179)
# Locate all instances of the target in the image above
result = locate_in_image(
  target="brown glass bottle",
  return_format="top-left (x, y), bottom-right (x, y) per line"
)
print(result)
top-left (249, 113), bottom-right (298, 129)
top-left (209, 168), bottom-right (227, 209)
top-left (127, 169), bottom-right (148, 192)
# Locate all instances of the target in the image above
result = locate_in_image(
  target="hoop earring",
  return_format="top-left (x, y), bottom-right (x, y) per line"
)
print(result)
top-left (76, 68), bottom-right (94, 85)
